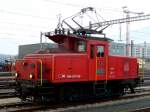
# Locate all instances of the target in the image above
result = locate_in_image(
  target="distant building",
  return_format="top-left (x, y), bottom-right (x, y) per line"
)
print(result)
top-left (109, 42), bottom-right (126, 56)
top-left (109, 42), bottom-right (150, 59)
top-left (132, 42), bottom-right (150, 59)
top-left (0, 54), bottom-right (13, 64)
top-left (18, 43), bottom-right (57, 59)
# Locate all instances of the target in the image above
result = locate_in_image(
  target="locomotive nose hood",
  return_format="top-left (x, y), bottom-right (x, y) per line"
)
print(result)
top-left (15, 54), bottom-right (54, 86)
top-left (15, 59), bottom-right (41, 81)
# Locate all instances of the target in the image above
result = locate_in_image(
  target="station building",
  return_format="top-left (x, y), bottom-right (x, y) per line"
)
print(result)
top-left (109, 42), bottom-right (150, 59)
top-left (18, 43), bottom-right (57, 59)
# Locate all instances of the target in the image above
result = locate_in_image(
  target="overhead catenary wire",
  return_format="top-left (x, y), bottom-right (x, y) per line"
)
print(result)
top-left (0, 24), bottom-right (49, 35)
top-left (0, 9), bottom-right (54, 20)
top-left (131, 30), bottom-right (150, 36)
top-left (0, 4), bottom-right (126, 31)
top-left (0, 32), bottom-right (39, 38)
top-left (0, 24), bottom-right (51, 33)
top-left (0, 21), bottom-right (51, 29)
top-left (44, 0), bottom-right (124, 14)
top-left (0, 4), bottom-right (149, 40)
top-left (43, 0), bottom-right (82, 8)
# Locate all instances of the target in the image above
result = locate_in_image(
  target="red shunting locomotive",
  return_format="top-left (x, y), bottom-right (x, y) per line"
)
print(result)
top-left (15, 7), bottom-right (141, 101)
top-left (15, 33), bottom-right (141, 101)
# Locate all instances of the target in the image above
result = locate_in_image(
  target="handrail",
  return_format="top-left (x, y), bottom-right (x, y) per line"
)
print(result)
top-left (38, 59), bottom-right (43, 86)
top-left (95, 56), bottom-right (98, 82)
top-left (52, 56), bottom-right (55, 81)
top-left (105, 56), bottom-right (108, 83)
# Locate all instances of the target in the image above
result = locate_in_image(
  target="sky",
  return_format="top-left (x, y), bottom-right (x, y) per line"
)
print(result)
top-left (0, 0), bottom-right (150, 55)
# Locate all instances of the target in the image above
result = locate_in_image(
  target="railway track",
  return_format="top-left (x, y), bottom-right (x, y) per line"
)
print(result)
top-left (0, 89), bottom-right (16, 99)
top-left (0, 87), bottom-right (150, 112)
top-left (0, 72), bottom-right (15, 89)
top-left (0, 72), bottom-right (16, 98)
top-left (131, 107), bottom-right (150, 112)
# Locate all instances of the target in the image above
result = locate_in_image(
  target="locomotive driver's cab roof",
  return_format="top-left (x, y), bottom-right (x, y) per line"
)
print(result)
top-left (44, 34), bottom-right (87, 53)
top-left (45, 33), bottom-right (113, 44)
top-left (41, 31), bottom-right (113, 53)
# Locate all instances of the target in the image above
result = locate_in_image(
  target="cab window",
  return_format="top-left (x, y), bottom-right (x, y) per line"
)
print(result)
top-left (77, 41), bottom-right (86, 52)
top-left (97, 46), bottom-right (104, 57)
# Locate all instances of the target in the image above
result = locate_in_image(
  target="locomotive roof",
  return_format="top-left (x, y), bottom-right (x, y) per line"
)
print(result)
top-left (45, 34), bottom-right (113, 44)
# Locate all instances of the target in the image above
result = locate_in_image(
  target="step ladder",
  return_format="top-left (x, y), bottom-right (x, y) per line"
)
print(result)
top-left (93, 81), bottom-right (107, 95)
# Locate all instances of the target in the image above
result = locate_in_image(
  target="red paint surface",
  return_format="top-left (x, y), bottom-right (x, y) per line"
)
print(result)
top-left (15, 34), bottom-right (139, 83)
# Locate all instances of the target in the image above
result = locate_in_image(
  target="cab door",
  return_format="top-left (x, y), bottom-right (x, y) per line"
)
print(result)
top-left (95, 45), bottom-right (107, 80)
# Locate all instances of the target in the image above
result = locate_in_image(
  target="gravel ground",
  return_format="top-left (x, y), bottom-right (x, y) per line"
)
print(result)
top-left (0, 89), bottom-right (15, 93)
top-left (0, 97), bottom-right (20, 105)
top-left (43, 95), bottom-right (150, 112)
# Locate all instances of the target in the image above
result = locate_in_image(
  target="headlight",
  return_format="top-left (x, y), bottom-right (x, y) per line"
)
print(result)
top-left (29, 73), bottom-right (34, 79)
top-left (15, 73), bottom-right (19, 77)
top-left (23, 62), bottom-right (28, 66)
